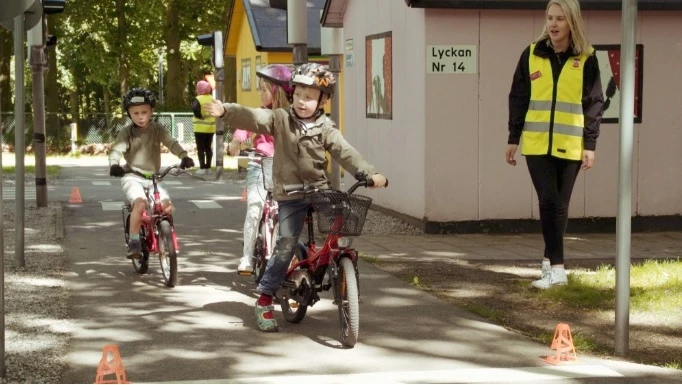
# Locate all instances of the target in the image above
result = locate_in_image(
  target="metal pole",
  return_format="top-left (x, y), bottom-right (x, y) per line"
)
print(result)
top-left (0, 33), bottom-right (4, 382)
top-left (287, 0), bottom-right (308, 65)
top-left (215, 66), bottom-right (224, 180)
top-left (30, 21), bottom-right (48, 207)
top-left (213, 30), bottom-right (225, 180)
top-left (14, 14), bottom-right (26, 268)
top-left (615, 0), bottom-right (637, 357)
top-left (329, 54), bottom-right (341, 190)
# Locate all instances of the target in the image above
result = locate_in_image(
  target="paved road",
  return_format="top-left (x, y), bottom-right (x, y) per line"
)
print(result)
top-left (51, 162), bottom-right (682, 384)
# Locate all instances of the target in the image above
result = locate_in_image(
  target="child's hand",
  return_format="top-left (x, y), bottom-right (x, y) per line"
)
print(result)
top-left (370, 174), bottom-right (388, 188)
top-left (205, 100), bottom-right (226, 117)
top-left (227, 139), bottom-right (241, 156)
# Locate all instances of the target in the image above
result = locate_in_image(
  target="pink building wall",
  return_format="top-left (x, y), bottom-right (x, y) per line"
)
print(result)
top-left (339, 1), bottom-right (682, 225)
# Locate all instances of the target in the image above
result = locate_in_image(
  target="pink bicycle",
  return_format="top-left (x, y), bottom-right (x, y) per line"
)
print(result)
top-left (121, 164), bottom-right (181, 287)
top-left (248, 156), bottom-right (279, 283)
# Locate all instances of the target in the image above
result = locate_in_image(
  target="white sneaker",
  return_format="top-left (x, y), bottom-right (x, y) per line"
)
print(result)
top-left (237, 256), bottom-right (254, 275)
top-left (195, 169), bottom-right (205, 175)
top-left (532, 268), bottom-right (568, 289)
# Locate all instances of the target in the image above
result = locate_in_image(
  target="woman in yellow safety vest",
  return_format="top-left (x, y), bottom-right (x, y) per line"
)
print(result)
top-left (505, 0), bottom-right (604, 289)
top-left (191, 80), bottom-right (216, 175)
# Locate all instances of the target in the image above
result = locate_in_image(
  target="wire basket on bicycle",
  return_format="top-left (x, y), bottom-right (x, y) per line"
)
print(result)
top-left (307, 191), bottom-right (372, 236)
top-left (261, 157), bottom-right (274, 192)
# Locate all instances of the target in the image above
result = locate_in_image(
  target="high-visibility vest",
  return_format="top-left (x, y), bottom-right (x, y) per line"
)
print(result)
top-left (521, 43), bottom-right (591, 161)
top-left (193, 94), bottom-right (216, 133)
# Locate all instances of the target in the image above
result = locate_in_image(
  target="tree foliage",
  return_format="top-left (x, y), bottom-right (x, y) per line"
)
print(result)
top-left (13, 0), bottom-right (232, 117)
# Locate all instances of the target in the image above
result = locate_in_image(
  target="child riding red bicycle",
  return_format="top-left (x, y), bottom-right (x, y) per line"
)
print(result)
top-left (207, 63), bottom-right (387, 333)
top-left (108, 87), bottom-right (195, 259)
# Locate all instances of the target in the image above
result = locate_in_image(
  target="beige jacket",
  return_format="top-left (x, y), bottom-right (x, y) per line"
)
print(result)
top-left (221, 104), bottom-right (378, 201)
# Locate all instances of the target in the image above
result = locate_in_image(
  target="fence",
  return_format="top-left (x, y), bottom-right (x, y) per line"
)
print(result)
top-left (0, 112), bottom-right (222, 151)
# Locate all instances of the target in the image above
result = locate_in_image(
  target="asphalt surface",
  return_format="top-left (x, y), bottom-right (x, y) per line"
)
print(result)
top-left (48, 159), bottom-right (682, 384)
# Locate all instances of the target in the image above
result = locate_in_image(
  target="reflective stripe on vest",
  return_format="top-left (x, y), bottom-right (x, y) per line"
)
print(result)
top-left (193, 94), bottom-right (216, 133)
top-left (521, 43), bottom-right (590, 161)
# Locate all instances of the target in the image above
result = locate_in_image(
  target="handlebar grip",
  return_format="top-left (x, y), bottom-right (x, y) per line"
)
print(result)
top-left (385, 178), bottom-right (389, 188)
top-left (366, 178), bottom-right (375, 188)
top-left (283, 184), bottom-right (305, 193)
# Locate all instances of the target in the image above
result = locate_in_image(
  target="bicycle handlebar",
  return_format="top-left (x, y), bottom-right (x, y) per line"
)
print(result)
top-left (124, 164), bottom-right (181, 181)
top-left (283, 174), bottom-right (389, 195)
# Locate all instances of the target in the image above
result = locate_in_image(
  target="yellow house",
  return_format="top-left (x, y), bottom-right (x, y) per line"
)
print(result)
top-left (225, 0), bottom-right (333, 109)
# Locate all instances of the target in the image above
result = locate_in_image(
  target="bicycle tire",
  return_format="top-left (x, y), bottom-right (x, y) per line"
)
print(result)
top-left (157, 220), bottom-right (178, 287)
top-left (253, 220), bottom-right (266, 284)
top-left (126, 214), bottom-right (149, 274)
top-left (337, 256), bottom-right (360, 347)
top-left (279, 242), bottom-right (309, 323)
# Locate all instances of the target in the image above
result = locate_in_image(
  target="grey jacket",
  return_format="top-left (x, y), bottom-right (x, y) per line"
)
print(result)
top-left (108, 121), bottom-right (188, 175)
top-left (221, 104), bottom-right (378, 201)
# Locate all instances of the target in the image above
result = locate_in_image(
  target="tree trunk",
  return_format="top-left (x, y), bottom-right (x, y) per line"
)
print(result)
top-left (45, 45), bottom-right (60, 145)
top-left (116, 0), bottom-right (129, 97)
top-left (0, 28), bottom-right (13, 113)
top-left (165, 0), bottom-right (183, 110)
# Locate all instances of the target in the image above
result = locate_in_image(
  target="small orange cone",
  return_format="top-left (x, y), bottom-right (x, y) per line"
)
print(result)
top-left (241, 187), bottom-right (247, 202)
top-left (69, 187), bottom-right (83, 203)
top-left (541, 323), bottom-right (578, 365)
top-left (94, 344), bottom-right (130, 384)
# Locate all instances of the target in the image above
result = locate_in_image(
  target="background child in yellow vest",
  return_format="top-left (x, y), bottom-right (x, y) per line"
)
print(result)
top-left (191, 80), bottom-right (216, 175)
top-left (505, 0), bottom-right (604, 289)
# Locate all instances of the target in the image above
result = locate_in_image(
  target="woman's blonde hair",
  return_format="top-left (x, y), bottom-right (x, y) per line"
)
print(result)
top-left (535, 0), bottom-right (592, 55)
top-left (262, 79), bottom-right (291, 109)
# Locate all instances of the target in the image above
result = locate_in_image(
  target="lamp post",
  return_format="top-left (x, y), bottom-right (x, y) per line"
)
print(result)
top-left (321, 22), bottom-right (343, 189)
top-left (197, 31), bottom-right (225, 180)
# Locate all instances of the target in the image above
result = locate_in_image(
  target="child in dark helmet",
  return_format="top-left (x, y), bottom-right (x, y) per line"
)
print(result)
top-left (109, 87), bottom-right (195, 259)
top-left (206, 63), bottom-right (387, 332)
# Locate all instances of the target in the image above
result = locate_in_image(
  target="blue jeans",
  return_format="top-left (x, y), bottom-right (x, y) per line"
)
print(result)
top-left (256, 198), bottom-right (309, 296)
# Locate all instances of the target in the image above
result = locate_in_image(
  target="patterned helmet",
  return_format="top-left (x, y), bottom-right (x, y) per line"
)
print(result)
top-left (257, 64), bottom-right (294, 99)
top-left (122, 87), bottom-right (156, 111)
top-left (290, 63), bottom-right (336, 97)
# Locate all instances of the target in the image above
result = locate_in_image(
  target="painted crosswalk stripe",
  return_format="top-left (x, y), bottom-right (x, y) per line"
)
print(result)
top-left (163, 181), bottom-right (182, 185)
top-left (101, 201), bottom-right (125, 211)
top-left (92, 181), bottom-right (111, 186)
top-left (189, 200), bottom-right (222, 209)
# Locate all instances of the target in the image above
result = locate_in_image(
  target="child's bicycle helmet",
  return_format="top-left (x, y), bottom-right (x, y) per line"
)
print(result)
top-left (257, 64), bottom-right (294, 100)
top-left (290, 63), bottom-right (336, 98)
top-left (122, 87), bottom-right (157, 111)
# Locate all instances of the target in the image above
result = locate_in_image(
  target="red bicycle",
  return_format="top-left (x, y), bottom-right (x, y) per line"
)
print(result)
top-left (122, 164), bottom-right (182, 287)
top-left (277, 173), bottom-right (387, 347)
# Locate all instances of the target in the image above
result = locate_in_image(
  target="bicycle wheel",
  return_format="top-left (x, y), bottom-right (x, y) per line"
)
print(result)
top-left (254, 219), bottom-right (278, 284)
top-left (279, 242), bottom-right (310, 323)
top-left (126, 214), bottom-right (149, 274)
top-left (337, 256), bottom-right (360, 347)
top-left (156, 220), bottom-right (178, 287)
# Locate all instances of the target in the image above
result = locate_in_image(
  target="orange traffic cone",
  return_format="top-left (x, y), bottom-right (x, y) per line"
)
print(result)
top-left (94, 344), bottom-right (130, 384)
top-left (69, 187), bottom-right (83, 203)
top-left (541, 323), bottom-right (578, 365)
top-left (241, 187), bottom-right (247, 202)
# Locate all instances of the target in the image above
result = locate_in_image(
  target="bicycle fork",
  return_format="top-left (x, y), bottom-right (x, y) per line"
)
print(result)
top-left (329, 250), bottom-right (361, 304)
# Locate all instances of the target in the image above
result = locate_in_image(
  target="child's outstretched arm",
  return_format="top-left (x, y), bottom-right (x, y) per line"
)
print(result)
top-left (324, 127), bottom-right (387, 188)
top-left (205, 100), bottom-right (277, 136)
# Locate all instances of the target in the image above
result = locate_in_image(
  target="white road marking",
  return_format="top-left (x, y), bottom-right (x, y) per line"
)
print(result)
top-left (189, 200), bottom-right (222, 209)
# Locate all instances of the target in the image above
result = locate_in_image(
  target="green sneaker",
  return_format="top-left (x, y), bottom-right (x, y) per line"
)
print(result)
top-left (255, 301), bottom-right (278, 332)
